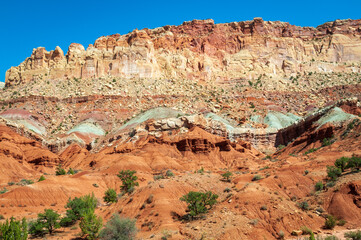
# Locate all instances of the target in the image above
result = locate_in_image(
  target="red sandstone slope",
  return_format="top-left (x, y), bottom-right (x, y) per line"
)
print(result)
top-left (0, 115), bottom-right (360, 239)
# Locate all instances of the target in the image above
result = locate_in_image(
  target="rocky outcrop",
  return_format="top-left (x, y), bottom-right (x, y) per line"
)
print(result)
top-left (5, 18), bottom-right (361, 86)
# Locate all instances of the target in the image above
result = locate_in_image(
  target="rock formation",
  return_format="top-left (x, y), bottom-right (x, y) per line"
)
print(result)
top-left (5, 18), bottom-right (361, 86)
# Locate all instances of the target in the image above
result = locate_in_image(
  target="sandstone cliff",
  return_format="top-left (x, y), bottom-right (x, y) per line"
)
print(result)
top-left (5, 18), bottom-right (361, 86)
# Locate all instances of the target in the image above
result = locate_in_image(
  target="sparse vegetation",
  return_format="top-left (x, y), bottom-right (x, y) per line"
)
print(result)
top-left (0, 217), bottom-right (28, 240)
top-left (324, 215), bottom-right (337, 229)
top-left (297, 201), bottom-right (310, 211)
top-left (103, 188), bottom-right (117, 204)
top-left (221, 171), bottom-right (233, 182)
top-left (117, 170), bottom-right (139, 194)
top-left (60, 193), bottom-right (97, 227)
top-left (29, 209), bottom-right (60, 236)
top-left (38, 175), bottom-right (46, 182)
top-left (315, 181), bottom-right (324, 191)
top-left (180, 191), bottom-right (218, 217)
top-left (79, 210), bottom-right (103, 240)
top-left (99, 214), bottom-right (137, 240)
top-left (327, 166), bottom-right (342, 181)
top-left (55, 164), bottom-right (66, 175)
top-left (252, 175), bottom-right (262, 181)
top-left (344, 230), bottom-right (361, 240)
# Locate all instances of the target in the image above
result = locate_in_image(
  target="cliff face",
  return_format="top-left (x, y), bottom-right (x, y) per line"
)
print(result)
top-left (5, 18), bottom-right (361, 86)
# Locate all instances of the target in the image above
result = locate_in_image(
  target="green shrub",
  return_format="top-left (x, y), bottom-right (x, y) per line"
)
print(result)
top-left (344, 230), bottom-right (361, 240)
top-left (324, 215), bottom-right (337, 229)
top-left (165, 170), bottom-right (174, 177)
top-left (55, 165), bottom-right (66, 175)
top-left (67, 168), bottom-right (75, 175)
top-left (277, 145), bottom-right (286, 151)
top-left (252, 175), bottom-right (262, 181)
top-left (79, 210), bottom-right (102, 240)
top-left (346, 156), bottom-right (361, 172)
top-left (324, 236), bottom-right (339, 240)
top-left (322, 137), bottom-right (333, 147)
top-left (297, 201), bottom-right (310, 211)
top-left (0, 217), bottom-right (28, 240)
top-left (153, 175), bottom-right (164, 181)
top-left (0, 188), bottom-right (8, 194)
top-left (38, 175), bottom-right (46, 182)
top-left (335, 157), bottom-right (349, 172)
top-left (315, 181), bottom-right (324, 191)
top-left (117, 170), bottom-right (139, 194)
top-left (180, 191), bottom-right (218, 217)
top-left (305, 148), bottom-right (318, 155)
top-left (17, 179), bottom-right (34, 186)
top-left (327, 166), bottom-right (342, 181)
top-left (103, 189), bottom-right (117, 204)
top-left (221, 171), bottom-right (233, 182)
top-left (337, 219), bottom-right (346, 226)
top-left (61, 193), bottom-right (97, 226)
top-left (99, 214), bottom-right (137, 240)
top-left (300, 225), bottom-right (312, 235)
top-left (30, 209), bottom-right (60, 236)
top-left (326, 181), bottom-right (336, 188)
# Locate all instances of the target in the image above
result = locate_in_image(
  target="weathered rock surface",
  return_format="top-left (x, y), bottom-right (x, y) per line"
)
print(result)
top-left (5, 18), bottom-right (361, 86)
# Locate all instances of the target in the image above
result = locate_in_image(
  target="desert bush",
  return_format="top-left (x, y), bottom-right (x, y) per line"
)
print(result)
top-left (326, 166), bottom-right (342, 181)
top-left (315, 181), bottom-right (324, 191)
top-left (324, 215), bottom-right (337, 229)
top-left (346, 156), bottom-right (361, 172)
top-left (335, 157), bottom-right (349, 172)
top-left (67, 168), bottom-right (75, 175)
top-left (61, 193), bottom-right (97, 227)
top-left (153, 175), bottom-right (164, 181)
top-left (38, 175), bottom-right (46, 182)
top-left (165, 170), bottom-right (174, 177)
top-left (79, 210), bottom-right (102, 240)
top-left (297, 201), bottom-right (310, 211)
top-left (337, 219), bottom-right (346, 226)
top-left (0, 217), bottom-right (28, 240)
top-left (344, 230), bottom-right (361, 240)
top-left (252, 175), bottom-right (262, 181)
top-left (180, 191), bottom-right (218, 217)
top-left (99, 214), bottom-right (137, 240)
top-left (103, 189), bottom-right (117, 204)
top-left (55, 165), bottom-right (66, 175)
top-left (117, 170), bottom-right (139, 194)
top-left (221, 171), bottom-right (233, 182)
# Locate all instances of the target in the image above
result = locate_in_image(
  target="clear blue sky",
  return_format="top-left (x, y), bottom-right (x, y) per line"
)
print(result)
top-left (1, 0), bottom-right (360, 82)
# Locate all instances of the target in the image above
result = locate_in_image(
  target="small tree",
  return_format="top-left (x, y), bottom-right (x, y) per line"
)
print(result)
top-left (61, 193), bottom-right (97, 226)
top-left (79, 210), bottom-right (102, 240)
top-left (346, 156), bottom-right (361, 172)
top-left (327, 166), bottom-right (342, 181)
top-left (0, 217), bottom-right (28, 240)
top-left (38, 209), bottom-right (60, 234)
top-left (221, 171), bottom-right (233, 182)
top-left (117, 170), bottom-right (139, 194)
top-left (180, 191), bottom-right (218, 217)
top-left (103, 188), bottom-right (117, 204)
top-left (335, 157), bottom-right (349, 172)
top-left (99, 214), bottom-right (137, 240)
top-left (30, 209), bottom-right (60, 236)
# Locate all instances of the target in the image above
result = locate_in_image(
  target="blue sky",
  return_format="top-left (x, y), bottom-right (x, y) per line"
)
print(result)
top-left (1, 0), bottom-right (360, 82)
